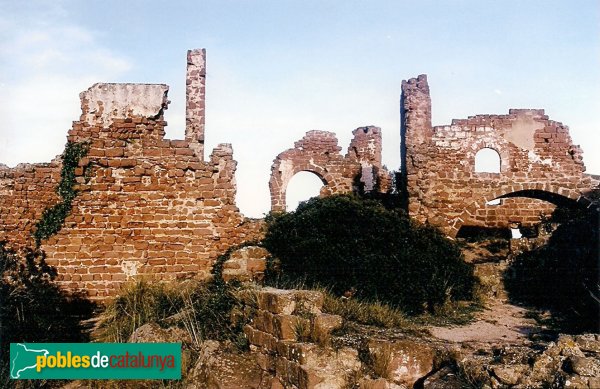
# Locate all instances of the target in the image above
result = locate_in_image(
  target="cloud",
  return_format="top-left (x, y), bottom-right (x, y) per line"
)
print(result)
top-left (0, 12), bottom-right (132, 167)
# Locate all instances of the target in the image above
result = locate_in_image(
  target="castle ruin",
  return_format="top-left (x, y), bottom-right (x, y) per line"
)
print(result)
top-left (0, 50), bottom-right (597, 298)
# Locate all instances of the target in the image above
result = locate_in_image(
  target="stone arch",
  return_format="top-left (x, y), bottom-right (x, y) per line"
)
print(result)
top-left (285, 170), bottom-right (328, 211)
top-left (474, 147), bottom-right (501, 173)
top-left (468, 140), bottom-right (510, 173)
top-left (446, 183), bottom-right (596, 237)
top-left (270, 157), bottom-right (340, 212)
top-left (269, 130), bottom-right (386, 212)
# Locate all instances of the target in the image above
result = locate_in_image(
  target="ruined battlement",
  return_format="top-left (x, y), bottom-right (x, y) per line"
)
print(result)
top-left (269, 126), bottom-right (390, 211)
top-left (78, 83), bottom-right (169, 128)
top-left (0, 49), bottom-right (260, 298)
top-left (292, 131), bottom-right (342, 152)
top-left (0, 50), bottom-right (597, 298)
top-left (401, 75), bottom-right (597, 236)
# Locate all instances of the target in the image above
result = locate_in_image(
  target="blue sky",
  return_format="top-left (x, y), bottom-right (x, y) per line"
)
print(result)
top-left (1, 0), bottom-right (598, 217)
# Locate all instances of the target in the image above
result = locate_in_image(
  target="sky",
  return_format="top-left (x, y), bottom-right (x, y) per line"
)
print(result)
top-left (1, 0), bottom-right (598, 218)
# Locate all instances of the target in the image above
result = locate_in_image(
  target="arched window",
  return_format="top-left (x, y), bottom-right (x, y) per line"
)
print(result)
top-left (285, 171), bottom-right (325, 211)
top-left (475, 147), bottom-right (501, 173)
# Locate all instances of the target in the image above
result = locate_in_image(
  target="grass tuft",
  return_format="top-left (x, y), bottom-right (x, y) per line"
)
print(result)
top-left (323, 293), bottom-right (411, 329)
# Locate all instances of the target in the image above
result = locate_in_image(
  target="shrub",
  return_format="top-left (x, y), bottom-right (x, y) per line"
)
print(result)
top-left (0, 242), bottom-right (94, 387)
top-left (263, 194), bottom-right (475, 314)
top-left (94, 280), bottom-right (184, 343)
top-left (505, 192), bottom-right (600, 333)
top-left (95, 279), bottom-right (251, 348)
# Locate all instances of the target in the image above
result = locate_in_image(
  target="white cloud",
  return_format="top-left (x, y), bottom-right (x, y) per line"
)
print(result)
top-left (0, 16), bottom-right (132, 167)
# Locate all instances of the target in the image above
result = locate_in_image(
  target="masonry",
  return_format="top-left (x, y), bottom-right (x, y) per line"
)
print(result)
top-left (401, 74), bottom-right (599, 237)
top-left (269, 127), bottom-right (391, 211)
top-left (1, 50), bottom-right (598, 298)
top-left (0, 49), bottom-right (261, 298)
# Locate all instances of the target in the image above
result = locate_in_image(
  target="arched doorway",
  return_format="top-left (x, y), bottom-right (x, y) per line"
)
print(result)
top-left (449, 186), bottom-right (593, 238)
top-left (285, 171), bottom-right (326, 211)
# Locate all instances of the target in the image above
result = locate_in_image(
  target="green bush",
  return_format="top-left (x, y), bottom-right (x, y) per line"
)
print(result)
top-left (263, 194), bottom-right (475, 314)
top-left (505, 192), bottom-right (600, 333)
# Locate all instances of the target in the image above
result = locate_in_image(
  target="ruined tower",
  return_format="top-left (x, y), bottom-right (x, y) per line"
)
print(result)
top-left (185, 49), bottom-right (206, 160)
top-left (401, 74), bottom-right (432, 222)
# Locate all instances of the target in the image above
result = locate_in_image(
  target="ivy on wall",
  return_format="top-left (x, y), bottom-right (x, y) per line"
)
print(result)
top-left (210, 240), bottom-right (262, 284)
top-left (32, 142), bottom-right (89, 247)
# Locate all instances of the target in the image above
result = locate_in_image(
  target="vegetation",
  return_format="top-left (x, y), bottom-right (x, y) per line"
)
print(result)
top-left (0, 242), bottom-right (94, 387)
top-left (505, 190), bottom-right (600, 333)
top-left (95, 251), bottom-right (254, 348)
top-left (32, 141), bottom-right (89, 247)
top-left (93, 280), bottom-right (184, 343)
top-left (263, 194), bottom-right (475, 314)
top-left (323, 292), bottom-right (412, 329)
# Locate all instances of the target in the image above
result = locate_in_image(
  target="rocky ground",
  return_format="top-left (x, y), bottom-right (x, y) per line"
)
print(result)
top-left (62, 240), bottom-right (599, 388)
top-left (430, 239), bottom-right (542, 345)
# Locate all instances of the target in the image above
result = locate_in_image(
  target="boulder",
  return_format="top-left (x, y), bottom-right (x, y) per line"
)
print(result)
top-left (128, 322), bottom-right (191, 344)
top-left (421, 366), bottom-right (467, 389)
top-left (492, 364), bottom-right (528, 385)
top-left (574, 334), bottom-right (600, 354)
top-left (256, 288), bottom-right (297, 315)
top-left (187, 340), bottom-right (269, 389)
top-left (358, 377), bottom-right (407, 389)
top-left (367, 339), bottom-right (435, 388)
top-left (565, 356), bottom-right (600, 377)
top-left (312, 313), bottom-right (343, 344)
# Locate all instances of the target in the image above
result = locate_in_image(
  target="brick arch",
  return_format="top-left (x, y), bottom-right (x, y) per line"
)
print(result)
top-left (269, 164), bottom-right (336, 212)
top-left (269, 151), bottom-right (349, 212)
top-left (446, 183), bottom-right (595, 237)
top-left (269, 129), bottom-right (389, 212)
top-left (468, 139), bottom-right (511, 173)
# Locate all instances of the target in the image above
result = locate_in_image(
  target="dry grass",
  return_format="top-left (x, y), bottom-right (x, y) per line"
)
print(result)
top-left (323, 292), bottom-right (412, 329)
top-left (370, 343), bottom-right (393, 379)
top-left (93, 279), bottom-right (185, 343)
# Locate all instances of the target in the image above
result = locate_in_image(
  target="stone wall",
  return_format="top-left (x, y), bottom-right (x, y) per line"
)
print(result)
top-left (243, 287), bottom-right (361, 388)
top-left (0, 50), bottom-right (262, 298)
top-left (401, 75), bottom-right (599, 237)
top-left (3, 51), bottom-right (599, 297)
top-left (0, 161), bottom-right (62, 247)
top-left (269, 126), bottom-right (390, 211)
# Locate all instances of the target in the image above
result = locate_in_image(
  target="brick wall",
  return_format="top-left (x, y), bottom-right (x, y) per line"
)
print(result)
top-left (2, 52), bottom-right (598, 298)
top-left (0, 162), bottom-right (62, 247)
top-left (0, 52), bottom-right (262, 298)
top-left (269, 126), bottom-right (390, 211)
top-left (401, 75), bottom-right (599, 236)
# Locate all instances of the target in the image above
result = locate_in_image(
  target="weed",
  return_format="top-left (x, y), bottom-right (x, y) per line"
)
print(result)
top-left (293, 318), bottom-right (312, 343)
top-left (32, 141), bottom-right (90, 246)
top-left (94, 279), bottom-right (183, 343)
top-left (94, 276), bottom-right (253, 350)
top-left (370, 344), bottom-right (393, 379)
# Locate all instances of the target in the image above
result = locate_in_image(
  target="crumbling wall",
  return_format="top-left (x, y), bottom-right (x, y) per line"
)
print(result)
top-left (0, 50), bottom-right (262, 298)
top-left (401, 75), bottom-right (599, 236)
top-left (0, 162), bottom-right (62, 247)
top-left (243, 287), bottom-right (361, 388)
top-left (269, 126), bottom-right (390, 211)
top-left (185, 49), bottom-right (206, 160)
